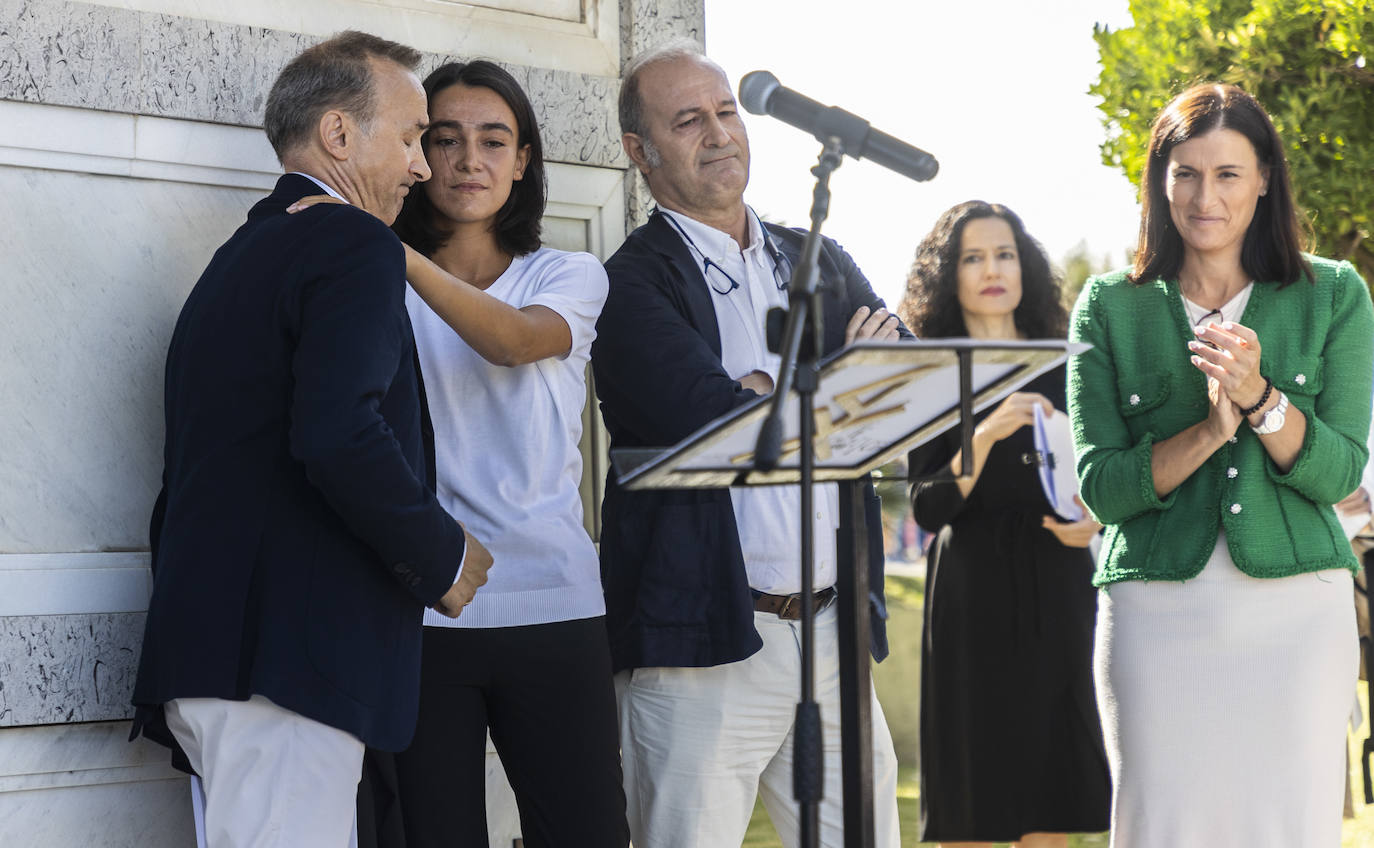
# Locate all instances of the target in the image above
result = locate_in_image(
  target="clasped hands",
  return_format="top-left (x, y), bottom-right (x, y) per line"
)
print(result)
top-left (1188, 318), bottom-right (1266, 438)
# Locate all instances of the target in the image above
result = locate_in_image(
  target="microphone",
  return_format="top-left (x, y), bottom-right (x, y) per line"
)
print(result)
top-left (738, 70), bottom-right (938, 182)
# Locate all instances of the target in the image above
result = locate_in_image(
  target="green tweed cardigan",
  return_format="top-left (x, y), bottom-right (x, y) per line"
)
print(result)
top-left (1067, 256), bottom-right (1374, 586)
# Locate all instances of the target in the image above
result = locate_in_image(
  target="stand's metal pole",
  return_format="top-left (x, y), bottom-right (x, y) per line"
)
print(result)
top-left (795, 360), bottom-right (821, 845)
top-left (836, 480), bottom-right (874, 847)
top-left (753, 137), bottom-right (845, 848)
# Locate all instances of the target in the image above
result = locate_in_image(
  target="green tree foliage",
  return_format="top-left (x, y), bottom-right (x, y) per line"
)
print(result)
top-left (1059, 240), bottom-right (1124, 309)
top-left (1092, 0), bottom-right (1374, 281)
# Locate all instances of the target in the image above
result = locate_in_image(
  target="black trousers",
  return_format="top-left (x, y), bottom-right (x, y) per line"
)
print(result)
top-left (393, 617), bottom-right (629, 848)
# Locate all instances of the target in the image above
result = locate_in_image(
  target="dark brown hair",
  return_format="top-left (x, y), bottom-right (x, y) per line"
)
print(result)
top-left (899, 201), bottom-right (1067, 339)
top-left (392, 61), bottom-right (545, 258)
top-left (264, 31), bottom-right (422, 161)
top-left (1131, 82), bottom-right (1310, 287)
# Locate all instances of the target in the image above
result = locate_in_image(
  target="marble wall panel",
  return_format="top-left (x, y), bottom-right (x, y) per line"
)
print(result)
top-left (0, 613), bottom-right (143, 726)
top-left (0, 773), bottom-right (193, 847)
top-left (424, 53), bottom-right (627, 169)
top-left (0, 722), bottom-right (194, 847)
top-left (0, 0), bottom-right (140, 113)
top-left (617, 0), bottom-right (707, 228)
top-left (0, 0), bottom-right (630, 168)
top-left (620, 0), bottom-right (704, 65)
top-left (0, 165), bottom-right (260, 553)
top-left (526, 65), bottom-right (624, 166)
top-left (138, 13), bottom-right (312, 127)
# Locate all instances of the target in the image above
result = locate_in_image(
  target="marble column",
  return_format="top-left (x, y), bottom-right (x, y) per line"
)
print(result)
top-left (617, 0), bottom-right (707, 230)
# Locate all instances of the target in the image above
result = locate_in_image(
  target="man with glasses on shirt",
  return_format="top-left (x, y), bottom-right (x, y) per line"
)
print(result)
top-left (590, 41), bottom-right (906, 848)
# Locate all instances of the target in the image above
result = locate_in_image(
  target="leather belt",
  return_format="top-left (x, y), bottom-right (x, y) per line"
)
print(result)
top-left (752, 587), bottom-right (837, 620)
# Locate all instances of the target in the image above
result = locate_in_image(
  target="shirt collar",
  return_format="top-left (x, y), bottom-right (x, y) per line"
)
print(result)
top-left (659, 205), bottom-right (765, 263)
top-left (289, 172), bottom-right (347, 202)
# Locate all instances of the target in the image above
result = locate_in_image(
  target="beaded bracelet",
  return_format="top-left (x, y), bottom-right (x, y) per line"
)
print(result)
top-left (1239, 377), bottom-right (1273, 417)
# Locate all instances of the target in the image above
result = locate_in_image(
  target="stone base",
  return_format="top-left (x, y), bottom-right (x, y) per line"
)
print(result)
top-left (0, 722), bottom-right (195, 848)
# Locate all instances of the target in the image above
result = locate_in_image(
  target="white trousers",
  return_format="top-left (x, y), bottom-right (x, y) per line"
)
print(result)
top-left (165, 695), bottom-right (365, 848)
top-left (616, 604), bottom-right (901, 848)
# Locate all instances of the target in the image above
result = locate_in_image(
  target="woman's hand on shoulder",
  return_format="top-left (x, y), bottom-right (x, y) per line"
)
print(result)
top-left (975, 391), bottom-right (1052, 444)
top-left (285, 194), bottom-right (346, 214)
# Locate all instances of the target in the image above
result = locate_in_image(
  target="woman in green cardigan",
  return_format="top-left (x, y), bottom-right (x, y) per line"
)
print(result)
top-left (1068, 83), bottom-right (1374, 846)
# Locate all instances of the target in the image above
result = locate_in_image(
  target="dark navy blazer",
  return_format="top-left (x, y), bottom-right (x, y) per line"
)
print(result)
top-left (132, 174), bottom-right (467, 757)
top-left (592, 210), bottom-right (909, 673)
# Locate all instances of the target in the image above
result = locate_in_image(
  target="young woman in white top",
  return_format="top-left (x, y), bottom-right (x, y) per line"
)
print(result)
top-left (299, 60), bottom-right (626, 847)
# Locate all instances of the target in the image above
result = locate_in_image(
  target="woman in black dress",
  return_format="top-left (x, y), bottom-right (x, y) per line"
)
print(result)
top-left (899, 201), bottom-right (1110, 848)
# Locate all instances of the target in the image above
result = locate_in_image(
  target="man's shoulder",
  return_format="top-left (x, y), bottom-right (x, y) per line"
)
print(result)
top-left (609, 217), bottom-right (665, 255)
top-left (605, 217), bottom-right (675, 275)
top-left (763, 221), bottom-right (854, 271)
top-left (762, 220), bottom-right (806, 245)
top-left (244, 175), bottom-right (398, 247)
top-left (277, 203), bottom-right (400, 255)
top-left (231, 206), bottom-right (403, 294)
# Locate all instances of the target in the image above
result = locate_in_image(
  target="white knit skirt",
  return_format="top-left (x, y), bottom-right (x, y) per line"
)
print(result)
top-left (1095, 532), bottom-right (1357, 848)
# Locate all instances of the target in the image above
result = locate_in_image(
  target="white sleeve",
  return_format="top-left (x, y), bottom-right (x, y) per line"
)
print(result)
top-left (523, 252), bottom-right (609, 360)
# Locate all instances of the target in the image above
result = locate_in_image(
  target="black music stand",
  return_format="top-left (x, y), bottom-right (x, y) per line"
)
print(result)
top-left (613, 337), bottom-right (1086, 847)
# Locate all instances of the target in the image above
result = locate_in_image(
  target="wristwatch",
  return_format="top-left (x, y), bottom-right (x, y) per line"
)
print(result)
top-left (1250, 391), bottom-right (1289, 435)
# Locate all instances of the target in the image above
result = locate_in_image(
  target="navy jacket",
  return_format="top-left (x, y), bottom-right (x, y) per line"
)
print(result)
top-left (132, 175), bottom-right (467, 757)
top-left (592, 210), bottom-right (907, 673)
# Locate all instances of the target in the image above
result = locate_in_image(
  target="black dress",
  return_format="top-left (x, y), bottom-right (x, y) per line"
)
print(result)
top-left (909, 367), bottom-right (1110, 842)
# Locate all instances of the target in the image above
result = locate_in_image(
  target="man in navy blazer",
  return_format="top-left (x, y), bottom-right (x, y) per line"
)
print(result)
top-left (592, 43), bottom-right (907, 848)
top-left (131, 32), bottom-right (491, 847)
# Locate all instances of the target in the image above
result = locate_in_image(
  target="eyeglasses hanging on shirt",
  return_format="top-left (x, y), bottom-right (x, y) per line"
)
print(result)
top-left (660, 208), bottom-right (794, 296)
top-left (1186, 303), bottom-right (1223, 351)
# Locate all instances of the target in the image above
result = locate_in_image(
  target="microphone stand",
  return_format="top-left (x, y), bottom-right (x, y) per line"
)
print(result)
top-left (754, 135), bottom-right (844, 848)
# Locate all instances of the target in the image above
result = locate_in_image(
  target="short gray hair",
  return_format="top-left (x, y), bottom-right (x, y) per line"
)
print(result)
top-left (264, 30), bottom-right (422, 162)
top-left (618, 39), bottom-right (718, 140)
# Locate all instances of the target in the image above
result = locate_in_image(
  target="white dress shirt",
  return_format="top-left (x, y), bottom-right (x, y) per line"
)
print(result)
top-left (660, 206), bottom-right (838, 594)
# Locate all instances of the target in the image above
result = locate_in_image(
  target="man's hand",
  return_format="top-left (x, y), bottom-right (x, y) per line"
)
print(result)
top-left (431, 526), bottom-right (494, 618)
top-left (738, 369), bottom-right (775, 395)
top-left (844, 305), bottom-right (900, 345)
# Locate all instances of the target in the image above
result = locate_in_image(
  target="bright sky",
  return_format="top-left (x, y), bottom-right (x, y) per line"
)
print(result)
top-left (703, 0), bottom-right (1142, 308)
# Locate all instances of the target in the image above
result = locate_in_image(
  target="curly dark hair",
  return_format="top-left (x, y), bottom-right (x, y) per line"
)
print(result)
top-left (898, 200), bottom-right (1067, 339)
top-left (392, 60), bottom-right (545, 257)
